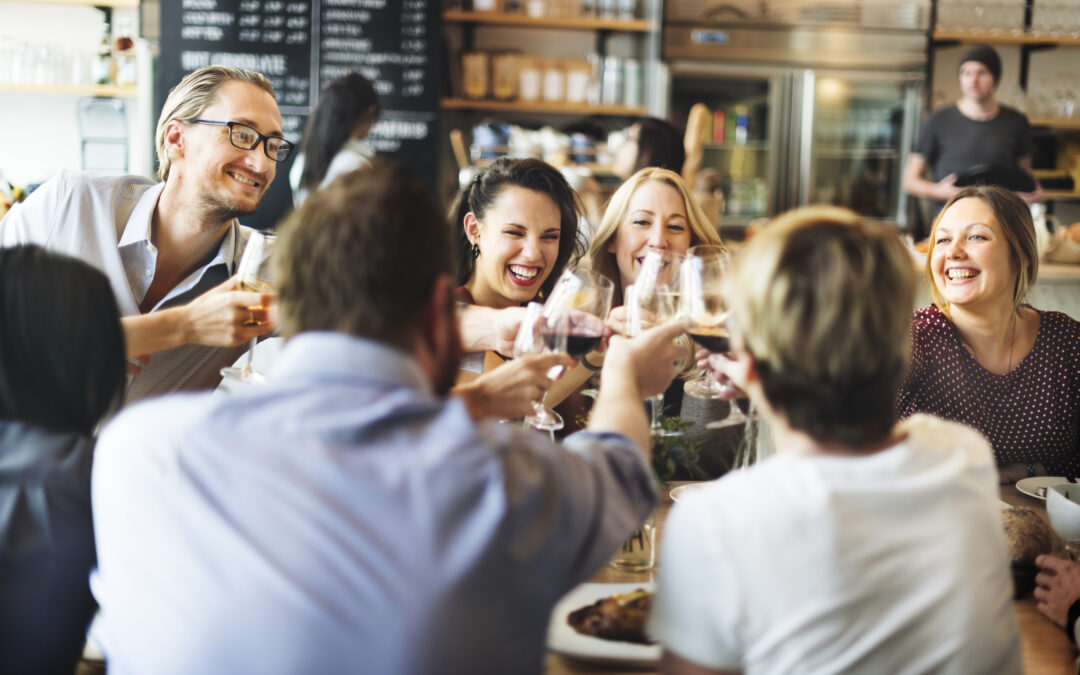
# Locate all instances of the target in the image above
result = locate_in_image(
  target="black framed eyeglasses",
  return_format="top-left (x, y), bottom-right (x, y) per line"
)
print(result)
top-left (189, 119), bottom-right (294, 162)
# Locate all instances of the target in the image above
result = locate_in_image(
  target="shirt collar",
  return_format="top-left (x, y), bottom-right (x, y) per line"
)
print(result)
top-left (117, 182), bottom-right (165, 247)
top-left (117, 180), bottom-right (244, 275)
top-left (271, 332), bottom-right (433, 394)
top-left (343, 137), bottom-right (376, 160)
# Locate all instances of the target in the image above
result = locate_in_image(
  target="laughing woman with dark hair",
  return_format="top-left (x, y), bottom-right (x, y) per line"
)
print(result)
top-left (0, 245), bottom-right (126, 674)
top-left (450, 156), bottom-right (585, 309)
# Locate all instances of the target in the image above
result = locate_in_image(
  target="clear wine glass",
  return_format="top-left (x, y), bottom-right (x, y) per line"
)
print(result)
top-left (626, 247), bottom-right (684, 434)
top-left (679, 244), bottom-right (748, 428)
top-left (512, 302), bottom-right (565, 433)
top-left (535, 268), bottom-right (615, 429)
top-left (220, 231), bottom-right (275, 384)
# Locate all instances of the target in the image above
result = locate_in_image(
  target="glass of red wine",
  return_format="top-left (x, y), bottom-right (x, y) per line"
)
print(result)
top-left (511, 269), bottom-right (612, 433)
top-left (680, 244), bottom-right (747, 427)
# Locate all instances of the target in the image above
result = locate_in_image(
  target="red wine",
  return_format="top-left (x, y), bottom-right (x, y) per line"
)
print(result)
top-left (689, 327), bottom-right (729, 353)
top-left (541, 331), bottom-right (602, 358)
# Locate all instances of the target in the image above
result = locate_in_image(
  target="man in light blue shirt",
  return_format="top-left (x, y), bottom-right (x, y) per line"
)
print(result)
top-left (90, 161), bottom-right (684, 674)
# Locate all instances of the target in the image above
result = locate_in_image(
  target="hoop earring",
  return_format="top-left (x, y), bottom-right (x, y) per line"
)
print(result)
top-left (472, 243), bottom-right (480, 259)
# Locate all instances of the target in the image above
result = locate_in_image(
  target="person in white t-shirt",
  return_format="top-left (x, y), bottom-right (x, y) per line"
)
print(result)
top-left (648, 206), bottom-right (1021, 675)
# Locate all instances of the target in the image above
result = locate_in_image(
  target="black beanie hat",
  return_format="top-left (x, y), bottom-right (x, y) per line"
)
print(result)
top-left (958, 44), bottom-right (1002, 85)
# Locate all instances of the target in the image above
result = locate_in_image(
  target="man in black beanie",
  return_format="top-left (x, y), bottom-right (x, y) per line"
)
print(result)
top-left (902, 43), bottom-right (1041, 235)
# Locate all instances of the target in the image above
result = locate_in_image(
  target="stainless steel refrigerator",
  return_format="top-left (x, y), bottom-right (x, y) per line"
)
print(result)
top-left (660, 0), bottom-right (930, 230)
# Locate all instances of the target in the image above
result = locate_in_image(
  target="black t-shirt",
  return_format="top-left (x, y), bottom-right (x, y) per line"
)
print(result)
top-left (913, 104), bottom-right (1032, 182)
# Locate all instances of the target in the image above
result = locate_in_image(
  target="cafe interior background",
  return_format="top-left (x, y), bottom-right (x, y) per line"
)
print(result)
top-left (3, 0), bottom-right (1080, 240)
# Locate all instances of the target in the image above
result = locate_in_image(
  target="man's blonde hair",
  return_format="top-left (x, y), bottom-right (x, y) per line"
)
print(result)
top-left (155, 66), bottom-right (275, 181)
top-left (728, 206), bottom-right (915, 448)
top-left (587, 167), bottom-right (721, 307)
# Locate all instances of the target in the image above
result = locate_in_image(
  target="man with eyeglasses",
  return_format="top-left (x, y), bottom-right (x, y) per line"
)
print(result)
top-left (0, 65), bottom-right (292, 404)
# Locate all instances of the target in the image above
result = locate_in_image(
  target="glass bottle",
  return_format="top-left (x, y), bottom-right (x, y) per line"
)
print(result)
top-left (91, 23), bottom-right (112, 86)
top-left (114, 17), bottom-right (137, 87)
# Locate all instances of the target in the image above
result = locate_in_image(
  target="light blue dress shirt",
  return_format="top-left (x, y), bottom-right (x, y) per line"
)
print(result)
top-left (91, 332), bottom-right (657, 675)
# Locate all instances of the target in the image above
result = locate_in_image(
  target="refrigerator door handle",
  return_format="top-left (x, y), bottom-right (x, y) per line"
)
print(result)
top-left (796, 70), bottom-right (816, 207)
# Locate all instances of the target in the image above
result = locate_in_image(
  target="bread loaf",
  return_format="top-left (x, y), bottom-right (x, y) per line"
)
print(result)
top-left (1001, 506), bottom-right (1054, 597)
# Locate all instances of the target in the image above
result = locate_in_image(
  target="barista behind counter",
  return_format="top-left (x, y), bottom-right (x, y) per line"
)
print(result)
top-left (903, 44), bottom-right (1042, 237)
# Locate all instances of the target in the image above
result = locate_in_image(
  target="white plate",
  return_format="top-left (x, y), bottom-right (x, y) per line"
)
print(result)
top-left (669, 482), bottom-right (714, 503)
top-left (1016, 476), bottom-right (1069, 500)
top-left (546, 582), bottom-right (660, 669)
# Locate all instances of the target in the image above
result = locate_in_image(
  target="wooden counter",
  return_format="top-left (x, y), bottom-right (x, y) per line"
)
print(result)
top-left (546, 482), bottom-right (1078, 674)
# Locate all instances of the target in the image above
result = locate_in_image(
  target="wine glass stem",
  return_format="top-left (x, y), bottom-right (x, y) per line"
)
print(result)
top-left (649, 394), bottom-right (663, 431)
top-left (243, 337), bottom-right (257, 375)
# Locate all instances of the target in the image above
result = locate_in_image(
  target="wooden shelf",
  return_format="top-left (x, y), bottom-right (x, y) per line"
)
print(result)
top-left (443, 10), bottom-right (651, 31)
top-left (705, 141), bottom-right (770, 151)
top-left (932, 30), bottom-right (1080, 46)
top-left (442, 97), bottom-right (645, 116)
top-left (1044, 190), bottom-right (1080, 201)
top-left (814, 148), bottom-right (899, 159)
top-left (0, 82), bottom-right (138, 97)
top-left (16, 0), bottom-right (139, 6)
top-left (1030, 117), bottom-right (1080, 131)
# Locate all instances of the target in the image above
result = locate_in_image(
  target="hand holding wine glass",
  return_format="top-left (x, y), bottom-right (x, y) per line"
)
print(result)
top-left (513, 268), bottom-right (614, 433)
top-left (220, 231), bottom-right (276, 384)
top-left (680, 244), bottom-right (748, 427)
top-left (512, 302), bottom-right (566, 432)
top-left (627, 247), bottom-right (684, 433)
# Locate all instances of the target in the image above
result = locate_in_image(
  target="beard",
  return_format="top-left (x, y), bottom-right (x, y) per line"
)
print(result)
top-left (196, 189), bottom-right (260, 224)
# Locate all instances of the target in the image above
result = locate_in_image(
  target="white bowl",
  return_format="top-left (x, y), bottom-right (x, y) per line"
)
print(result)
top-left (1046, 483), bottom-right (1080, 542)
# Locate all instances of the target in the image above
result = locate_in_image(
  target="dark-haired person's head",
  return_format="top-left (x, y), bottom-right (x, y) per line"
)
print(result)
top-left (297, 72), bottom-right (380, 193)
top-left (275, 161), bottom-right (460, 393)
top-left (726, 207), bottom-right (915, 449)
top-left (0, 245), bottom-right (126, 436)
top-left (612, 117), bottom-right (686, 180)
top-left (448, 157), bottom-right (584, 307)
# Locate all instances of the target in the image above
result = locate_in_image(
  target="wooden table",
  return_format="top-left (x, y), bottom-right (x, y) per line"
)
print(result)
top-left (546, 482), bottom-right (1078, 674)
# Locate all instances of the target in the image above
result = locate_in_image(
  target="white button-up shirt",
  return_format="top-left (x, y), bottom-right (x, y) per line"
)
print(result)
top-left (0, 169), bottom-right (250, 404)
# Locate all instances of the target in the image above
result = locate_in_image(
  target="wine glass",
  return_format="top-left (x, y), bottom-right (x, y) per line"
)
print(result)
top-left (679, 245), bottom-right (748, 428)
top-left (541, 267), bottom-right (613, 361)
top-left (512, 301), bottom-right (565, 433)
top-left (626, 247), bottom-right (684, 433)
top-left (536, 268), bottom-right (615, 426)
top-left (220, 231), bottom-right (275, 384)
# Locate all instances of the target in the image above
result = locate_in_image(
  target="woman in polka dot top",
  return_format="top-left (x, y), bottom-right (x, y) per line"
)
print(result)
top-left (898, 185), bottom-right (1080, 483)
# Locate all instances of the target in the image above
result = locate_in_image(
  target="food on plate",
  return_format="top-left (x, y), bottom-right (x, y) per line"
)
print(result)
top-left (1068, 222), bottom-right (1080, 245)
top-left (1001, 505), bottom-right (1054, 598)
top-left (567, 588), bottom-right (654, 644)
top-left (914, 238), bottom-right (930, 254)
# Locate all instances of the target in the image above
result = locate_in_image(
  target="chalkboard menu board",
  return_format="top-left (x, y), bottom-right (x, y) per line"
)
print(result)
top-left (159, 0), bottom-right (440, 231)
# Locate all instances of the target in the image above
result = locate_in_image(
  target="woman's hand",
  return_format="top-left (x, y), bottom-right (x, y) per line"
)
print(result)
top-left (606, 305), bottom-right (629, 336)
top-left (699, 349), bottom-right (746, 400)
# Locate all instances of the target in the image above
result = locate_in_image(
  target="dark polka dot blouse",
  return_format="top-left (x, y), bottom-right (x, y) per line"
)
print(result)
top-left (898, 305), bottom-right (1080, 476)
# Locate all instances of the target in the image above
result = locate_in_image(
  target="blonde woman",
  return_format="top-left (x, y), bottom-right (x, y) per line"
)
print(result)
top-left (569, 168), bottom-right (731, 465)
top-left (651, 207), bottom-right (1020, 673)
top-left (588, 167), bottom-right (721, 310)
